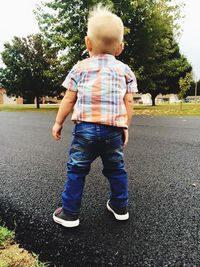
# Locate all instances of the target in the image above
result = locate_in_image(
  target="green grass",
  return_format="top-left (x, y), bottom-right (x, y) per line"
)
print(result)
top-left (0, 104), bottom-right (59, 112)
top-left (1, 103), bottom-right (200, 116)
top-left (0, 225), bottom-right (49, 267)
top-left (0, 226), bottom-right (14, 247)
top-left (133, 103), bottom-right (200, 116)
top-left (32, 254), bottom-right (50, 267)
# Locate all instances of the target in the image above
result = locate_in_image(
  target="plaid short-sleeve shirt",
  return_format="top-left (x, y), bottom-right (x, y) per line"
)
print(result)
top-left (62, 54), bottom-right (138, 128)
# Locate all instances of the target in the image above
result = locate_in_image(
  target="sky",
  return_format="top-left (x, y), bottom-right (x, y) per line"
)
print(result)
top-left (0, 0), bottom-right (200, 79)
top-left (178, 0), bottom-right (200, 80)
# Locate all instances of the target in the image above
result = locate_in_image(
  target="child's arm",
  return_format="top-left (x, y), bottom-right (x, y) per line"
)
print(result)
top-left (52, 90), bottom-right (77, 140)
top-left (123, 93), bottom-right (134, 147)
top-left (124, 93), bottom-right (134, 126)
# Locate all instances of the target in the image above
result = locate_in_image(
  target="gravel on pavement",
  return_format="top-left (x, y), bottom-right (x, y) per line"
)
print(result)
top-left (0, 112), bottom-right (200, 266)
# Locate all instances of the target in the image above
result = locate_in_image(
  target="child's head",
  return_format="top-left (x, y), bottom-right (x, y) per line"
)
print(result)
top-left (86, 4), bottom-right (124, 56)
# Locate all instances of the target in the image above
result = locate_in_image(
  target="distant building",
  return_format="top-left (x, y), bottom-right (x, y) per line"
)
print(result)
top-left (156, 94), bottom-right (179, 104)
top-left (185, 96), bottom-right (200, 103)
top-left (133, 93), bottom-right (181, 105)
top-left (43, 94), bottom-right (64, 104)
top-left (133, 93), bottom-right (152, 105)
top-left (0, 88), bottom-right (4, 104)
top-left (0, 88), bottom-right (23, 104)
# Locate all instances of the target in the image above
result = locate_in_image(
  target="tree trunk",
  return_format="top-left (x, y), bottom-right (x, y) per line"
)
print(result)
top-left (152, 95), bottom-right (156, 106)
top-left (36, 96), bottom-right (40, 109)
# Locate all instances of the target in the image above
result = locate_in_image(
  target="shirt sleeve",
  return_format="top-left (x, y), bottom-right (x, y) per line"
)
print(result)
top-left (125, 65), bottom-right (138, 93)
top-left (62, 64), bottom-right (79, 92)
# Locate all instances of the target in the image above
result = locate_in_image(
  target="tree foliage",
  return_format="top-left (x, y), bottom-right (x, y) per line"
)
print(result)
top-left (0, 34), bottom-right (62, 108)
top-left (0, 1), bottom-right (192, 107)
top-left (178, 72), bottom-right (193, 100)
top-left (35, 0), bottom-right (192, 105)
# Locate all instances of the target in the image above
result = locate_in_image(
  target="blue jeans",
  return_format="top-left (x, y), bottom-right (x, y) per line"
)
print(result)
top-left (62, 122), bottom-right (128, 215)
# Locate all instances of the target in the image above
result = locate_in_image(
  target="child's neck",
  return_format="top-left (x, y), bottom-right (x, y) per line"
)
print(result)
top-left (89, 51), bottom-right (115, 57)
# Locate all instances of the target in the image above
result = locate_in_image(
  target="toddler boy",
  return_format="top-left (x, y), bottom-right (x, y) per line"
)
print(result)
top-left (52, 4), bottom-right (138, 227)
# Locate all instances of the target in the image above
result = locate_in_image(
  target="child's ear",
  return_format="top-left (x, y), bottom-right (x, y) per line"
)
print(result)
top-left (85, 36), bottom-right (92, 52)
top-left (115, 42), bottom-right (124, 56)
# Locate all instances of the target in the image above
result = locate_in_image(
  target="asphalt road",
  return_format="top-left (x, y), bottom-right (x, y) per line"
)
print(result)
top-left (0, 112), bottom-right (200, 266)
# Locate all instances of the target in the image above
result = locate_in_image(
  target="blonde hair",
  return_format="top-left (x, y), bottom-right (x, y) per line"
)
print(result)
top-left (87, 4), bottom-right (124, 53)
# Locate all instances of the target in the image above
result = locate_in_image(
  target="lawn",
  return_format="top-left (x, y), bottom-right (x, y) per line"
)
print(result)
top-left (133, 103), bottom-right (200, 116)
top-left (0, 225), bottom-right (48, 267)
top-left (0, 103), bottom-right (200, 116)
top-left (0, 104), bottom-right (59, 112)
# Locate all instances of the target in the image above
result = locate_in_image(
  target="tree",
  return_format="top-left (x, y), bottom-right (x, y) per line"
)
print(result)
top-left (146, 40), bottom-right (192, 105)
top-left (186, 80), bottom-right (200, 97)
top-left (0, 34), bottom-right (62, 108)
top-left (115, 1), bottom-right (192, 105)
top-left (178, 72), bottom-right (193, 110)
top-left (36, 0), bottom-right (192, 105)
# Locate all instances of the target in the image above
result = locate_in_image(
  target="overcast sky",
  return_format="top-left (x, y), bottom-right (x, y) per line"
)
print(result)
top-left (0, 0), bottom-right (200, 79)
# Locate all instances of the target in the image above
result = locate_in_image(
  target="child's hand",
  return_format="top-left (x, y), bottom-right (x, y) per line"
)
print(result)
top-left (123, 129), bottom-right (129, 147)
top-left (52, 122), bottom-right (63, 141)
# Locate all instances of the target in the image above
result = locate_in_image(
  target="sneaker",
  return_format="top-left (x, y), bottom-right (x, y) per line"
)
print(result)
top-left (106, 200), bottom-right (129, 221)
top-left (53, 207), bottom-right (80, 227)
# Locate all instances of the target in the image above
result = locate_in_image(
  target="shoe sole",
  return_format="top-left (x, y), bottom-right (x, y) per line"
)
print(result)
top-left (106, 200), bottom-right (129, 221)
top-left (53, 212), bottom-right (80, 228)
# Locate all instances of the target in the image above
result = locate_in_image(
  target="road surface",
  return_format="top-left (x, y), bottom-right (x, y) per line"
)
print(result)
top-left (0, 112), bottom-right (200, 266)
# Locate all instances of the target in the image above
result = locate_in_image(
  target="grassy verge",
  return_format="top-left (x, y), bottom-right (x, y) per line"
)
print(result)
top-left (133, 103), bottom-right (200, 116)
top-left (0, 103), bottom-right (200, 116)
top-left (0, 104), bottom-right (59, 112)
top-left (0, 225), bottom-right (49, 267)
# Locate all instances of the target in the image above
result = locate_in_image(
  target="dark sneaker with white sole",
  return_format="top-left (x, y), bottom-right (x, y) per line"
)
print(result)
top-left (106, 200), bottom-right (129, 221)
top-left (53, 207), bottom-right (80, 227)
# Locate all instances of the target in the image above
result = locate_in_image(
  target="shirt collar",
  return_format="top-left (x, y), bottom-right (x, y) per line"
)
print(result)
top-left (91, 54), bottom-right (115, 59)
